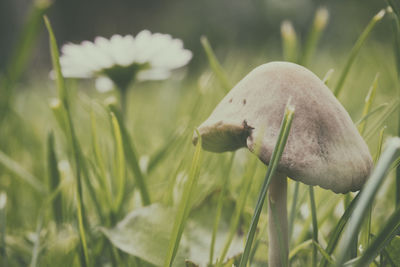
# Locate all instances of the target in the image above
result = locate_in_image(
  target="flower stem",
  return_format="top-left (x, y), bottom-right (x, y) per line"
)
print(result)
top-left (119, 86), bottom-right (128, 117)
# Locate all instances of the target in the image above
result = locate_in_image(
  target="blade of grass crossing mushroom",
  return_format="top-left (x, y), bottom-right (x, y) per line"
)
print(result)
top-left (309, 185), bottom-right (319, 267)
top-left (47, 132), bottom-right (63, 225)
top-left (281, 20), bottom-right (299, 63)
top-left (357, 74), bottom-right (379, 135)
top-left (333, 9), bottom-right (386, 97)
top-left (355, 206), bottom-right (400, 267)
top-left (239, 102), bottom-right (295, 267)
top-left (108, 104), bottom-right (151, 206)
top-left (110, 112), bottom-right (126, 214)
top-left (0, 192), bottom-right (6, 267)
top-left (44, 16), bottom-right (90, 267)
top-left (164, 130), bottom-right (203, 267)
top-left (209, 152), bottom-right (235, 266)
top-left (300, 7), bottom-right (329, 66)
top-left (200, 36), bottom-right (231, 92)
top-left (335, 138), bottom-right (400, 266)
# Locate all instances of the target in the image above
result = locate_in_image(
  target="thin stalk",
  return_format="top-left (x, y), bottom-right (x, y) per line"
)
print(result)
top-left (268, 173), bottom-right (289, 267)
top-left (239, 102), bottom-right (295, 267)
top-left (209, 153), bottom-right (235, 265)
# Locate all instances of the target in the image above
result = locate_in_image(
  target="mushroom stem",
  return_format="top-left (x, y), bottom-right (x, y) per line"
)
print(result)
top-left (268, 172), bottom-right (288, 267)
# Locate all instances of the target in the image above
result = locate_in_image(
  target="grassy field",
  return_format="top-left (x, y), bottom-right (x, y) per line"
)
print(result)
top-left (1, 2), bottom-right (400, 267)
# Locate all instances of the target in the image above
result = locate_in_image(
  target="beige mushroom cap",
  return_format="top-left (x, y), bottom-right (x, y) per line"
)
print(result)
top-left (193, 62), bottom-right (373, 193)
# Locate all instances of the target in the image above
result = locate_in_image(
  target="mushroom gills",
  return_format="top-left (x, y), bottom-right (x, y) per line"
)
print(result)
top-left (194, 120), bottom-right (253, 152)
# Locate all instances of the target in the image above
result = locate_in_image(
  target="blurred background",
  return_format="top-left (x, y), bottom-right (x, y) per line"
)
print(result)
top-left (0, 0), bottom-right (391, 73)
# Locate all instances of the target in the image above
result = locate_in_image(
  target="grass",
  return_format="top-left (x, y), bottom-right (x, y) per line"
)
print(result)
top-left (1, 3), bottom-right (400, 267)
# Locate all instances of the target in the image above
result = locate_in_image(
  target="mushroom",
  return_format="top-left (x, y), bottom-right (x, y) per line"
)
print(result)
top-left (193, 61), bottom-right (373, 266)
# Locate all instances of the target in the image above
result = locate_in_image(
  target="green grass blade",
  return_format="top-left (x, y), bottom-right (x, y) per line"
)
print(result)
top-left (300, 7), bottom-right (329, 66)
top-left (335, 138), bottom-right (400, 266)
top-left (0, 150), bottom-right (47, 194)
top-left (209, 153), bottom-right (235, 265)
top-left (318, 194), bottom-right (359, 267)
top-left (322, 69), bottom-right (334, 85)
top-left (108, 104), bottom-right (151, 206)
top-left (364, 98), bottom-right (400, 141)
top-left (357, 73), bottom-right (379, 135)
top-left (333, 9), bottom-right (386, 97)
top-left (309, 186), bottom-right (319, 267)
top-left (90, 110), bottom-right (112, 204)
top-left (0, 0), bottom-right (52, 122)
top-left (47, 132), bottom-right (63, 225)
top-left (360, 126), bottom-right (386, 255)
top-left (281, 20), bottom-right (299, 62)
top-left (147, 128), bottom-right (184, 174)
top-left (29, 214), bottom-right (43, 267)
top-left (239, 102), bottom-right (295, 267)
top-left (289, 239), bottom-right (313, 260)
top-left (200, 36), bottom-right (231, 92)
top-left (110, 112), bottom-right (126, 214)
top-left (355, 206), bottom-right (400, 267)
top-left (355, 103), bottom-right (388, 126)
top-left (217, 151), bottom-right (260, 265)
top-left (0, 192), bottom-right (7, 267)
top-left (386, 1), bottom-right (400, 209)
top-left (43, 16), bottom-right (67, 103)
top-left (164, 129), bottom-right (203, 267)
top-left (44, 16), bottom-right (90, 267)
top-left (313, 240), bottom-right (334, 265)
top-left (288, 181), bottom-right (300, 243)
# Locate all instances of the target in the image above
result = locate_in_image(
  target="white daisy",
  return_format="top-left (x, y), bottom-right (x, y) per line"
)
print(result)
top-left (59, 30), bottom-right (192, 91)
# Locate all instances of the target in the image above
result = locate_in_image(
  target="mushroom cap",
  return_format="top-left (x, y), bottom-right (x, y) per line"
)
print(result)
top-left (193, 62), bottom-right (373, 193)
